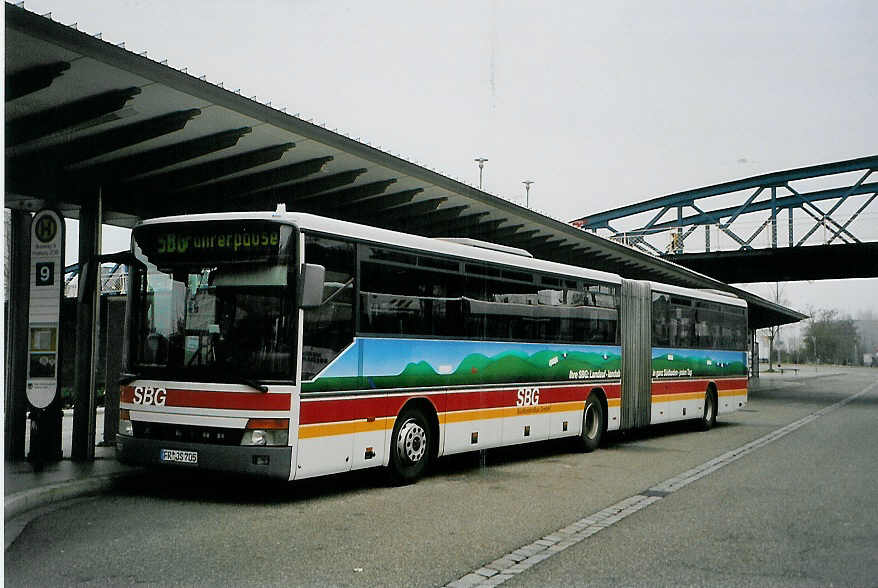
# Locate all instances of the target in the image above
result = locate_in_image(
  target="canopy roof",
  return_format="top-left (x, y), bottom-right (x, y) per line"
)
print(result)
top-left (4, 4), bottom-right (805, 328)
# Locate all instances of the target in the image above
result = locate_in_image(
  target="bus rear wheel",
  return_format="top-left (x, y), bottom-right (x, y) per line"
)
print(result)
top-left (388, 407), bottom-right (432, 484)
top-left (700, 389), bottom-right (717, 431)
top-left (577, 392), bottom-right (605, 452)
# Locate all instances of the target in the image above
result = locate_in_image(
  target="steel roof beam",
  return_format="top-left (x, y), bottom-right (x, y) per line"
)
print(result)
top-left (415, 211), bottom-right (491, 237)
top-left (497, 229), bottom-right (540, 245)
top-left (435, 210), bottom-right (491, 231)
top-left (137, 174), bottom-right (367, 217)
top-left (528, 240), bottom-right (571, 258)
top-left (569, 250), bottom-right (616, 270)
top-left (8, 109), bottom-right (203, 181)
top-left (6, 86), bottom-right (142, 146)
top-left (449, 219), bottom-right (506, 238)
top-left (537, 245), bottom-right (581, 264)
top-left (502, 230), bottom-right (550, 247)
top-left (6, 61), bottom-right (71, 101)
top-left (315, 188), bottom-right (423, 214)
top-left (292, 179), bottom-right (397, 210)
top-left (250, 169), bottom-right (368, 204)
top-left (530, 239), bottom-right (570, 252)
top-left (354, 188), bottom-right (424, 211)
top-left (468, 223), bottom-right (524, 241)
top-left (510, 234), bottom-right (553, 250)
top-left (330, 187), bottom-right (423, 210)
top-left (358, 198), bottom-right (448, 229)
top-left (404, 206), bottom-right (470, 233)
top-left (175, 155), bottom-right (331, 204)
top-left (117, 142), bottom-right (294, 197)
top-left (74, 126), bottom-right (252, 190)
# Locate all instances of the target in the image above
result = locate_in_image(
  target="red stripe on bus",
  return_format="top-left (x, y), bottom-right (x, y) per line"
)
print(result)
top-left (651, 377), bottom-right (747, 396)
top-left (120, 386), bottom-right (291, 411)
top-left (300, 382), bottom-right (623, 425)
top-left (717, 378), bottom-right (747, 391)
top-left (300, 396), bottom-right (399, 425)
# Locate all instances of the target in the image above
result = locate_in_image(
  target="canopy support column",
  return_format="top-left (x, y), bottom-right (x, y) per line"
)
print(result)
top-left (4, 210), bottom-right (31, 461)
top-left (71, 191), bottom-right (103, 461)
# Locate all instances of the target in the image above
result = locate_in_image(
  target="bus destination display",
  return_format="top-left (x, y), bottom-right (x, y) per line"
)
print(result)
top-left (134, 221), bottom-right (286, 263)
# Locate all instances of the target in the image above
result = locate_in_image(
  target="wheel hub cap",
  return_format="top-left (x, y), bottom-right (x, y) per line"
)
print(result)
top-left (397, 420), bottom-right (427, 464)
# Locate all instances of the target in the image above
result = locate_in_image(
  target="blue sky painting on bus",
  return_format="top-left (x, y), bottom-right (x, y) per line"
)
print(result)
top-left (302, 338), bottom-right (622, 392)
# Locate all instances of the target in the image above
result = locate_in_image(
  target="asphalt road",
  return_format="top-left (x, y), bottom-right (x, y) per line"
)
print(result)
top-left (5, 367), bottom-right (877, 587)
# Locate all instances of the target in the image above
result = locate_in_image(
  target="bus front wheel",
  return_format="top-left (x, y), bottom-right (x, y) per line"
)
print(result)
top-left (388, 407), bottom-right (432, 484)
top-left (578, 392), bottom-right (605, 453)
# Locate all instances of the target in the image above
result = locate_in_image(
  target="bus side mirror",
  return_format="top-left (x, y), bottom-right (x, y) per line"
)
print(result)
top-left (299, 263), bottom-right (325, 309)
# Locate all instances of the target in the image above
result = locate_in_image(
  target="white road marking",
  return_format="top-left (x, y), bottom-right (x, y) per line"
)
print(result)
top-left (445, 380), bottom-right (878, 587)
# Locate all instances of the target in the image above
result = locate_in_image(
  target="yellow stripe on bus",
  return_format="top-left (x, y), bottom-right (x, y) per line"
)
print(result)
top-left (652, 392), bottom-right (705, 403)
top-left (651, 389), bottom-right (748, 404)
top-left (440, 401), bottom-right (584, 424)
top-left (299, 401), bottom-right (587, 439)
top-left (298, 417), bottom-right (393, 439)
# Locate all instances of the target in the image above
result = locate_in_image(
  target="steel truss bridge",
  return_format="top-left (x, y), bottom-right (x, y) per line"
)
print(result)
top-left (572, 156), bottom-right (878, 283)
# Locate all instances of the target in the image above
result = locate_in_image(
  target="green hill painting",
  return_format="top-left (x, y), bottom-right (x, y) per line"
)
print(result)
top-left (302, 338), bottom-right (622, 393)
top-left (651, 348), bottom-right (746, 378)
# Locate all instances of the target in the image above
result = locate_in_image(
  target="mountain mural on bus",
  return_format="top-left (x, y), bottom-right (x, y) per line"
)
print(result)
top-left (651, 348), bottom-right (747, 378)
top-left (302, 338), bottom-right (622, 393)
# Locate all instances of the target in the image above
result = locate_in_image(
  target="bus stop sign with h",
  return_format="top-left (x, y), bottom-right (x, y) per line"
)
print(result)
top-left (27, 209), bottom-right (65, 464)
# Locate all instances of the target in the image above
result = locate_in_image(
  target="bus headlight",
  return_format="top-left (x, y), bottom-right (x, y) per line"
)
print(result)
top-left (241, 418), bottom-right (289, 446)
top-left (240, 429), bottom-right (288, 446)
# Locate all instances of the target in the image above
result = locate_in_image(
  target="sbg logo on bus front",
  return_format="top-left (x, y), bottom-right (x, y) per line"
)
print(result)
top-left (133, 386), bottom-right (167, 407)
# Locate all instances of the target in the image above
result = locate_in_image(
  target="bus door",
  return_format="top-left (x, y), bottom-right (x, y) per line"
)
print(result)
top-left (620, 280), bottom-right (651, 430)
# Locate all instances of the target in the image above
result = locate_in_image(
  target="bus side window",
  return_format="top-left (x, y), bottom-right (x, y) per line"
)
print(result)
top-left (301, 235), bottom-right (355, 381)
top-left (652, 293), bottom-right (671, 347)
top-left (359, 259), bottom-right (463, 338)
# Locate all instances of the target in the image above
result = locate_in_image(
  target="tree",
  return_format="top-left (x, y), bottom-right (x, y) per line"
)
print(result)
top-left (759, 283), bottom-right (788, 370)
top-left (802, 309), bottom-right (859, 365)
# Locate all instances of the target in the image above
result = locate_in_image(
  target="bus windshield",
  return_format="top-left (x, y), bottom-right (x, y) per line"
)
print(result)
top-left (130, 221), bottom-right (296, 382)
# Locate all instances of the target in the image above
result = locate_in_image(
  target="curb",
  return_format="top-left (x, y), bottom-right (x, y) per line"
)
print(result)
top-left (4, 468), bottom-right (146, 523)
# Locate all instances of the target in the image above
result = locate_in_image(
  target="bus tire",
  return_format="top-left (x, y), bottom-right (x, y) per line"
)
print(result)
top-left (578, 392), bottom-right (605, 453)
top-left (388, 407), bottom-right (432, 484)
top-left (701, 389), bottom-right (717, 431)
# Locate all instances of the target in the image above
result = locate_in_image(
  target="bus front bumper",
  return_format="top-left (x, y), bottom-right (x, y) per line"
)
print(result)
top-left (116, 435), bottom-right (292, 480)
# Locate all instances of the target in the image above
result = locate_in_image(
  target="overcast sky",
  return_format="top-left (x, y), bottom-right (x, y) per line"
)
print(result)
top-left (17, 0), bottom-right (878, 320)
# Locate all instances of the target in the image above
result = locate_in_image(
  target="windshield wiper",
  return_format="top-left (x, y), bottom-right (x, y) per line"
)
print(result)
top-left (123, 366), bottom-right (268, 393)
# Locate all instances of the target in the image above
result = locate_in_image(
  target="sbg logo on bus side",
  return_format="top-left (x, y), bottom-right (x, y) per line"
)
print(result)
top-left (516, 387), bottom-right (540, 406)
top-left (133, 386), bottom-right (167, 406)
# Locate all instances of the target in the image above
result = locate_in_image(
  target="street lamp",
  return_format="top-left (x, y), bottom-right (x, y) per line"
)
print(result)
top-left (474, 157), bottom-right (488, 189)
top-left (522, 180), bottom-right (534, 208)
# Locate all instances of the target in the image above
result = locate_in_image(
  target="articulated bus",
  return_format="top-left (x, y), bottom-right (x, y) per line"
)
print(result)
top-left (117, 209), bottom-right (749, 482)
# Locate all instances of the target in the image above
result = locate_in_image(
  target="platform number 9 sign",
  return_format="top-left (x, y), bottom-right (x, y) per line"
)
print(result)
top-left (35, 262), bottom-right (55, 286)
